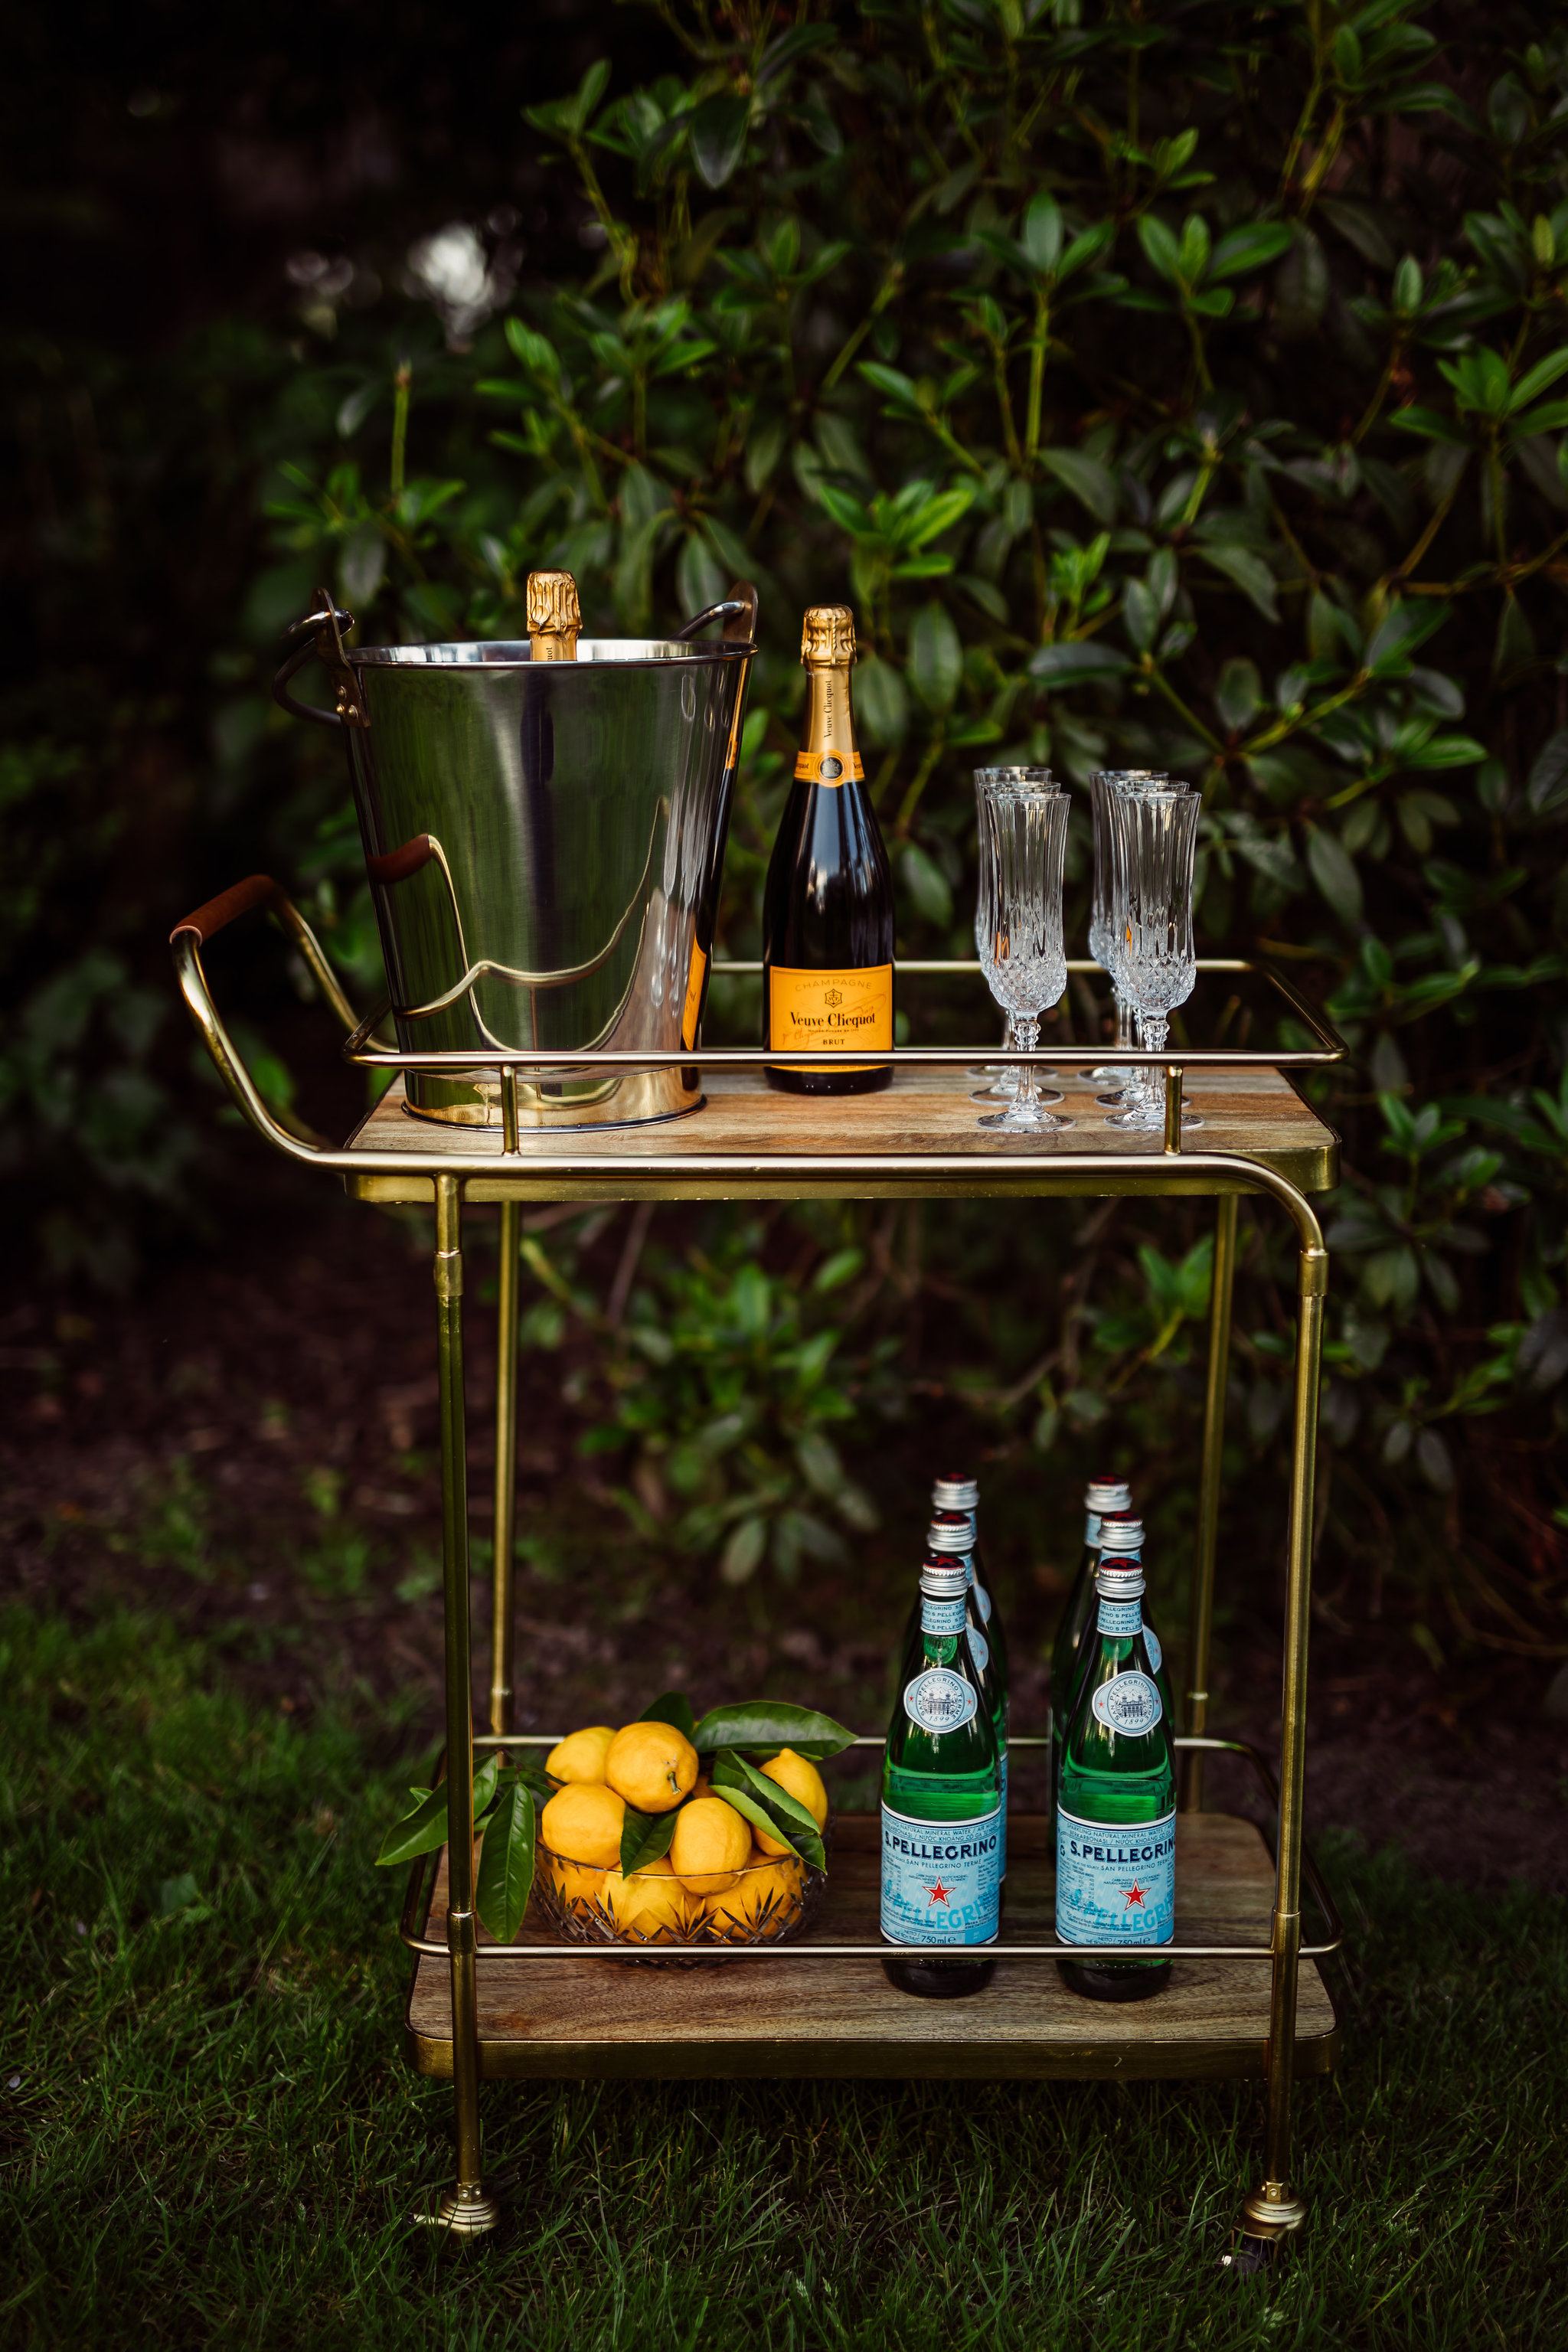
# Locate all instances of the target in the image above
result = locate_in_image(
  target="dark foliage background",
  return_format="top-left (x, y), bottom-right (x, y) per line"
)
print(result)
top-left (5, 0), bottom-right (1566, 1650)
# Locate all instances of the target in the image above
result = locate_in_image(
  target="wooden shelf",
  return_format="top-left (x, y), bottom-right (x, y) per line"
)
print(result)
top-left (405, 1812), bottom-right (1338, 2083)
top-left (348, 1066), bottom-right (1338, 1206)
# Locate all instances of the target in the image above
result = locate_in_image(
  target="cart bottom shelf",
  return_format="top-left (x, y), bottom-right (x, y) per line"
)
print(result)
top-left (405, 1811), bottom-right (1338, 2082)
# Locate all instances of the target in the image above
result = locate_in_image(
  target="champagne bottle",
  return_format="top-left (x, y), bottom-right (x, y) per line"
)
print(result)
top-left (1056, 1554), bottom-right (1176, 2002)
top-left (881, 1555), bottom-right (1001, 1998)
top-left (762, 604), bottom-right (894, 1094)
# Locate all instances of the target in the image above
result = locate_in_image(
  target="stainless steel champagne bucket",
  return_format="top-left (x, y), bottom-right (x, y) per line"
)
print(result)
top-left (273, 588), bottom-right (756, 1125)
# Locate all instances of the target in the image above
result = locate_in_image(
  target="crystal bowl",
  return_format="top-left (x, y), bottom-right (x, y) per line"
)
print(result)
top-left (533, 1839), bottom-right (825, 1965)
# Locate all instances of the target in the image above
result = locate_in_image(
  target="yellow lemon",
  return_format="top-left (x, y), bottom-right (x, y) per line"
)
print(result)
top-left (540, 1781), bottom-right (625, 1870)
top-left (545, 1854), bottom-right (609, 1922)
top-left (753, 1747), bottom-right (829, 1857)
top-left (670, 1795), bottom-right (752, 1895)
top-left (603, 1854), bottom-right (691, 1942)
top-left (544, 1725), bottom-right (616, 1785)
top-left (604, 1720), bottom-right (700, 1815)
top-left (702, 1850), bottom-right (805, 1939)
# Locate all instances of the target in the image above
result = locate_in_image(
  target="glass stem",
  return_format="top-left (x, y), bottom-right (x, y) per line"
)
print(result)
top-left (1113, 990), bottom-right (1134, 1050)
top-left (1139, 1011), bottom-right (1168, 1117)
top-left (1014, 1015), bottom-right (1040, 1112)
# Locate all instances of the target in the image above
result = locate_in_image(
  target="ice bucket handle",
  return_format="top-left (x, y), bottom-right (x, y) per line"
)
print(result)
top-left (273, 590), bottom-right (363, 730)
top-left (675, 581), bottom-right (758, 645)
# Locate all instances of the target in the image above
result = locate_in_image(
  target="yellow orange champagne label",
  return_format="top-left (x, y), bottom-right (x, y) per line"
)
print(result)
top-left (768, 963), bottom-right (893, 1070)
top-left (793, 749), bottom-right (864, 785)
top-left (681, 942), bottom-right (707, 1050)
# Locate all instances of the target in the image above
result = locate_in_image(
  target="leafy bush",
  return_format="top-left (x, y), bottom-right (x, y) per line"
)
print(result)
top-left (11, 1), bottom-right (1568, 1638)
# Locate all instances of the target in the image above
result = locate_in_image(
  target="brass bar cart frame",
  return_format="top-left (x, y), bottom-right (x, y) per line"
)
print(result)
top-left (171, 879), bottom-right (1344, 2259)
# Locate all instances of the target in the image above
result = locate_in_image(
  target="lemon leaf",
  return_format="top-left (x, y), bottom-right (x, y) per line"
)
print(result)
top-left (692, 1700), bottom-right (854, 1759)
top-left (619, 1805), bottom-right (678, 1875)
top-left (710, 1749), bottom-right (826, 1870)
top-left (475, 1775), bottom-right (534, 1942)
top-left (635, 1690), bottom-right (697, 1740)
top-left (376, 1783), bottom-right (448, 1866)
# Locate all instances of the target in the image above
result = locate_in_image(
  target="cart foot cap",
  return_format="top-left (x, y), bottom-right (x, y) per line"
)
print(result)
top-left (413, 2186), bottom-right (501, 2239)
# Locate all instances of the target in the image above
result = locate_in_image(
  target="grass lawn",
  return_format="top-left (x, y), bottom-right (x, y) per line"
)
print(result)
top-left (4, 1606), bottom-right (1565, 2351)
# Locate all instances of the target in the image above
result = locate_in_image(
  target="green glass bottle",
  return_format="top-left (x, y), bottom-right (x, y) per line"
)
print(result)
top-left (882, 1553), bottom-right (1001, 1998)
top-left (1063, 1516), bottom-right (1174, 1731)
top-left (926, 1508), bottom-right (1007, 1876)
top-left (1047, 1475), bottom-right (1131, 1797)
top-left (1052, 1508), bottom-right (1178, 1806)
top-left (930, 1473), bottom-right (1011, 1695)
top-left (1056, 1556), bottom-right (1176, 2001)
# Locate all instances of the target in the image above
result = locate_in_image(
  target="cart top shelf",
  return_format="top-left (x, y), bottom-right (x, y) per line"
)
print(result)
top-left (343, 1062), bottom-right (1338, 1205)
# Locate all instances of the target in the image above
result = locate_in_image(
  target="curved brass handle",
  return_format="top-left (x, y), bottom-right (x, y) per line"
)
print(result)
top-left (272, 593), bottom-right (363, 730)
top-left (172, 870), bottom-right (361, 1044)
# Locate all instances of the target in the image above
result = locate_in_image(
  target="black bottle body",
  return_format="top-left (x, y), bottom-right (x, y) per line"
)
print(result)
top-left (761, 768), bottom-right (895, 1096)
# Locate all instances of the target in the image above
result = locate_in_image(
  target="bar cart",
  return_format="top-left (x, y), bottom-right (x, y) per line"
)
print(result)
top-left (172, 879), bottom-right (1347, 2268)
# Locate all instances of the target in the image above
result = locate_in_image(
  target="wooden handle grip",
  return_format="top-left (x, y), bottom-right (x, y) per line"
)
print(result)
top-left (169, 874), bottom-right (281, 946)
top-left (366, 835), bottom-right (435, 886)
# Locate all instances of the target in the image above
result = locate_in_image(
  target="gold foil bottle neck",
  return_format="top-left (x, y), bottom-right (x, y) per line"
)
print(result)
top-left (801, 604), bottom-right (856, 668)
top-left (528, 570), bottom-right (581, 661)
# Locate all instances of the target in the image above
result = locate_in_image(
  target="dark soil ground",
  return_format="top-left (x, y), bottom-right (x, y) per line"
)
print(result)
top-left (5, 1175), bottom-right (1566, 1893)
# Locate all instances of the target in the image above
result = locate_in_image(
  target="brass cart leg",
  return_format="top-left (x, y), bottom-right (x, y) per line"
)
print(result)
top-left (1183, 1194), bottom-right (1238, 1812)
top-left (419, 1173), bottom-right (498, 2238)
top-left (1230, 1230), bottom-right (1327, 2266)
top-left (490, 1198), bottom-right (521, 1739)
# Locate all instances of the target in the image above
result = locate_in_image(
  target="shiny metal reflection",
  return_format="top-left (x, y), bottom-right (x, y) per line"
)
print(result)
top-left (276, 599), bottom-right (756, 1125)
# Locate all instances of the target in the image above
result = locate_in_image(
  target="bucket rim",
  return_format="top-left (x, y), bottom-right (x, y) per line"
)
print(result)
top-left (348, 637), bottom-right (754, 670)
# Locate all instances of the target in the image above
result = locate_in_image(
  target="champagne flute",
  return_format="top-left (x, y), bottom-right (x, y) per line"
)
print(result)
top-left (975, 777), bottom-right (1073, 1133)
top-left (970, 766), bottom-right (1062, 1106)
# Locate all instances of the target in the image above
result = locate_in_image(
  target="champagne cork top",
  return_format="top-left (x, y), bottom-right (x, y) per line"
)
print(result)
top-left (527, 570), bottom-right (581, 657)
top-left (801, 605), bottom-right (856, 666)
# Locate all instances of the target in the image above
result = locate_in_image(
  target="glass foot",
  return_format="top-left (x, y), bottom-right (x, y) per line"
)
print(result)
top-left (978, 1105), bottom-right (1073, 1132)
top-left (1106, 1104), bottom-right (1204, 1131)
top-left (972, 1082), bottom-right (1063, 1106)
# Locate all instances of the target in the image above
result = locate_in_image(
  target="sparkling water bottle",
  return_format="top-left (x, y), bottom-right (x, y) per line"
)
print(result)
top-left (1056, 1554), bottom-right (1176, 2001)
top-left (926, 1508), bottom-right (1008, 1877)
top-left (881, 1553), bottom-right (1002, 1998)
top-left (1048, 1475), bottom-right (1132, 1779)
top-left (930, 1472), bottom-right (1011, 1694)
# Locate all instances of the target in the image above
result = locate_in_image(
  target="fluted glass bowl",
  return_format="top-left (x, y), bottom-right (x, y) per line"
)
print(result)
top-left (534, 1839), bottom-right (825, 1965)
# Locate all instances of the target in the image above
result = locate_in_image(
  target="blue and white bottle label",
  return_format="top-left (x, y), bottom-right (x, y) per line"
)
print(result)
top-left (880, 1802), bottom-right (1001, 1947)
top-left (1056, 1806), bottom-right (1176, 1948)
top-left (1083, 1511), bottom-right (1101, 1547)
top-left (1096, 1598), bottom-right (1142, 1636)
top-left (1145, 1626), bottom-right (1163, 1675)
top-left (920, 1595), bottom-right (968, 1637)
top-left (969, 1627), bottom-right (991, 1676)
top-left (973, 1578), bottom-right (994, 1625)
top-left (903, 1669), bottom-right (978, 1734)
top-left (1091, 1671), bottom-right (1162, 1736)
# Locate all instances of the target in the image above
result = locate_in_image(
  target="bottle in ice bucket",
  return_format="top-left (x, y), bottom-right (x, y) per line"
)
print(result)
top-left (881, 1553), bottom-right (1002, 1998)
top-left (926, 1508), bottom-right (1008, 1875)
top-left (931, 1472), bottom-right (1011, 1695)
top-left (1048, 1475), bottom-right (1131, 1791)
top-left (1056, 1553), bottom-right (1176, 2001)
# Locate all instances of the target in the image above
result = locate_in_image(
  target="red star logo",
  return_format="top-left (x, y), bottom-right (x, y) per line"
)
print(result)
top-left (926, 1879), bottom-right (952, 1906)
top-left (1123, 1883), bottom-right (1146, 1909)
